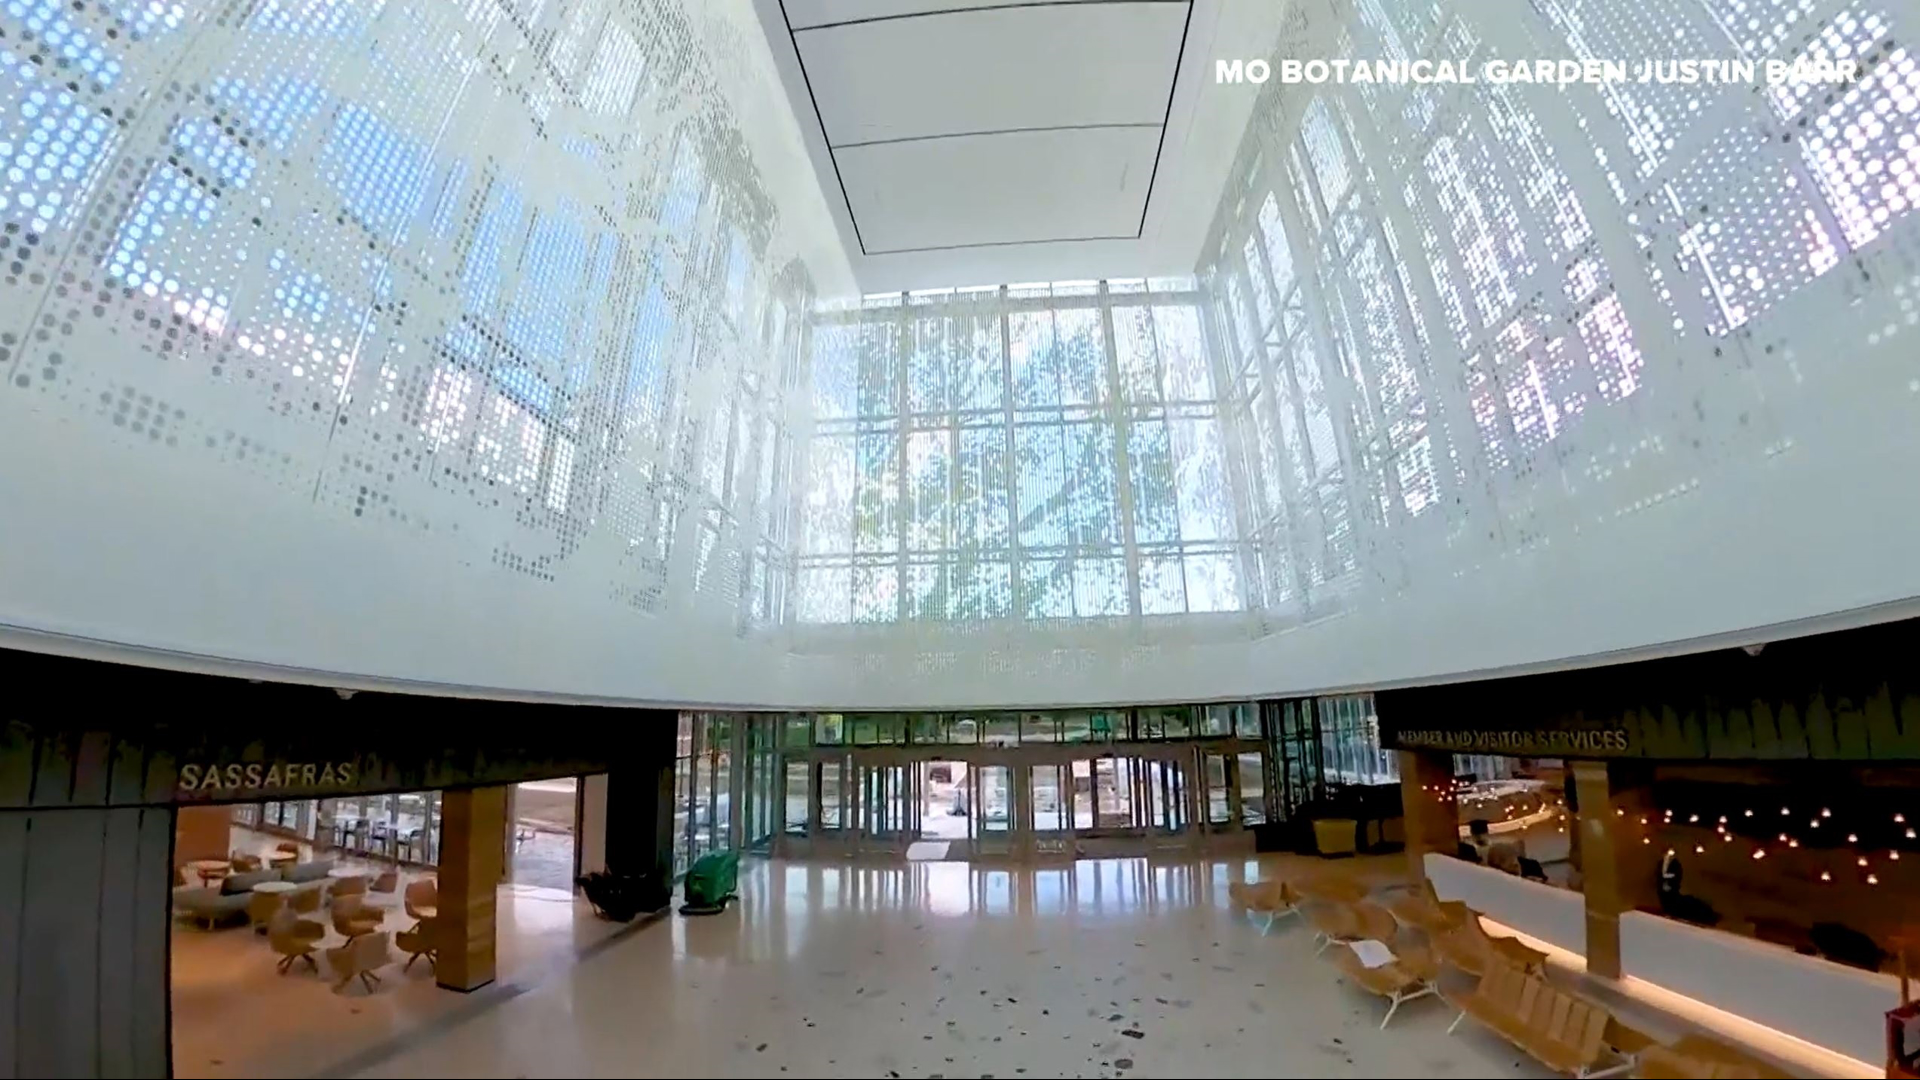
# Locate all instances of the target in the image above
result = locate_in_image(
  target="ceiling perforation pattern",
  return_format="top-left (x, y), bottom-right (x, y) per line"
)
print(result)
top-left (0, 0), bottom-right (1917, 710)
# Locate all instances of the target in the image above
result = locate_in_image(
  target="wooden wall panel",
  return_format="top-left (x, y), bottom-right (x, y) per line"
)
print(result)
top-left (0, 805), bottom-right (172, 1079)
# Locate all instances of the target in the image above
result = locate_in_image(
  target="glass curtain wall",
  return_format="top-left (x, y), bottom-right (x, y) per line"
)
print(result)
top-left (797, 280), bottom-right (1243, 624)
top-left (227, 793), bottom-right (444, 865)
top-left (674, 712), bottom-right (782, 877)
top-left (1204, 0), bottom-right (1920, 633)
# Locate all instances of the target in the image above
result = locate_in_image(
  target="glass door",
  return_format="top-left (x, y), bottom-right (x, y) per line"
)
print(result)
top-left (1029, 763), bottom-right (1068, 835)
top-left (1148, 756), bottom-right (1190, 833)
top-left (1092, 757), bottom-right (1133, 830)
top-left (855, 759), bottom-right (915, 851)
top-left (971, 762), bottom-right (1013, 856)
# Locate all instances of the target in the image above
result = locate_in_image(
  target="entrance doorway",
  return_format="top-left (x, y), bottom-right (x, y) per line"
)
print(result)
top-left (918, 761), bottom-right (969, 840)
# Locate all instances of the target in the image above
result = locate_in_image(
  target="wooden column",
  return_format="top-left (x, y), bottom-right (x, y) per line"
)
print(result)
top-left (1571, 760), bottom-right (1660, 979)
top-left (173, 804), bottom-right (232, 866)
top-left (1398, 750), bottom-right (1458, 881)
top-left (436, 785), bottom-right (506, 992)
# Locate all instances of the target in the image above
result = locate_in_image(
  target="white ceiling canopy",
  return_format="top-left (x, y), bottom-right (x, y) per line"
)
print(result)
top-left (756, 0), bottom-right (1276, 292)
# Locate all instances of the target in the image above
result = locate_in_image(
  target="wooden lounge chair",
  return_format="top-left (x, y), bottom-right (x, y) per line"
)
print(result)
top-left (1306, 899), bottom-right (1398, 955)
top-left (1330, 940), bottom-right (1440, 1028)
top-left (1446, 961), bottom-right (1632, 1077)
top-left (1433, 907), bottom-right (1547, 976)
top-left (1385, 879), bottom-right (1462, 933)
top-left (1227, 879), bottom-right (1302, 934)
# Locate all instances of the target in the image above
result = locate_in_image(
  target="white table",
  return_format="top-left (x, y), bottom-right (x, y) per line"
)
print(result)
top-left (248, 879), bottom-right (299, 931)
top-left (328, 868), bottom-right (367, 879)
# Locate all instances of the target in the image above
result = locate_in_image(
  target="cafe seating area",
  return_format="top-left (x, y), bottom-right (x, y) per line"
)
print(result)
top-left (172, 834), bottom-right (442, 991)
top-left (170, 824), bottom-right (616, 1079)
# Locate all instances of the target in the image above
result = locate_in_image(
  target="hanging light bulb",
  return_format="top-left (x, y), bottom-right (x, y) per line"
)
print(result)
top-left (1820, 870), bottom-right (1832, 881)
top-left (1859, 856), bottom-right (1870, 867)
top-left (1744, 809), bottom-right (1753, 818)
top-left (1639, 816), bottom-right (1648, 826)
top-left (1694, 844), bottom-right (1706, 854)
top-left (1848, 833), bottom-right (1859, 843)
top-left (1897, 814), bottom-right (1907, 824)
top-left (1616, 808), bottom-right (1625, 817)
top-left (1789, 839), bottom-right (1800, 848)
top-left (1781, 807), bottom-right (1791, 816)
top-left (1778, 833), bottom-right (1789, 842)
top-left (1869, 874), bottom-right (1881, 885)
top-left (1642, 837), bottom-right (1651, 845)
top-left (1811, 819), bottom-right (1821, 829)
top-left (1892, 851), bottom-right (1902, 861)
top-left (1718, 816), bottom-right (1728, 824)
top-left (1723, 833), bottom-right (1734, 843)
top-left (1907, 828), bottom-right (1916, 840)
top-left (1822, 808), bottom-right (1832, 818)
top-left (1752, 849), bottom-right (1766, 860)
top-left (1688, 814), bottom-right (1700, 823)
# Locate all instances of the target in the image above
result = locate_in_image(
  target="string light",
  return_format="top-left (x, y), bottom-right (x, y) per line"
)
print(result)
top-left (1743, 809), bottom-right (1753, 818)
top-left (1751, 849), bottom-right (1766, 860)
top-left (1848, 833), bottom-right (1859, 843)
top-left (1897, 814), bottom-right (1906, 824)
top-left (1858, 857), bottom-right (1870, 867)
top-left (1694, 844), bottom-right (1706, 854)
top-left (1822, 808), bottom-right (1832, 818)
top-left (1869, 874), bottom-right (1880, 885)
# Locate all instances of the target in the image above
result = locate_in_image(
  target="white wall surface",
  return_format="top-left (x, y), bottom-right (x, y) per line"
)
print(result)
top-left (1619, 911), bottom-right (1899, 1067)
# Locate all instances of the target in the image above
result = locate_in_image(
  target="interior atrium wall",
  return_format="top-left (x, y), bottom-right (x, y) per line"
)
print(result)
top-left (778, 0), bottom-right (1920, 708)
top-left (0, 0), bottom-right (849, 703)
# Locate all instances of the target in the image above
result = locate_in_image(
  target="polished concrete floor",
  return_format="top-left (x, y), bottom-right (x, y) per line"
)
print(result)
top-left (343, 856), bottom-right (1557, 1079)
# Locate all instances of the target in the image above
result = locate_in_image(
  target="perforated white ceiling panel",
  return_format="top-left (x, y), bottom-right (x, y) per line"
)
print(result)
top-left (2, 0), bottom-right (1918, 711)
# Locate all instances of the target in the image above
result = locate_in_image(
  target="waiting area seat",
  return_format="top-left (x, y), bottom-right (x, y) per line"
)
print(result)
top-left (1306, 897), bottom-right (1399, 955)
top-left (1226, 878), bottom-right (1302, 935)
top-left (1446, 960), bottom-right (1636, 1078)
top-left (1431, 904), bottom-right (1548, 976)
top-left (1328, 939), bottom-right (1441, 1029)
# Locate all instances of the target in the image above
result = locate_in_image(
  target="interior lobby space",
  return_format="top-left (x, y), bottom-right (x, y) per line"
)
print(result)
top-left (347, 856), bottom-right (1566, 1080)
top-left (168, 790), bottom-right (604, 1080)
top-left (3, 0), bottom-right (1920, 1077)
